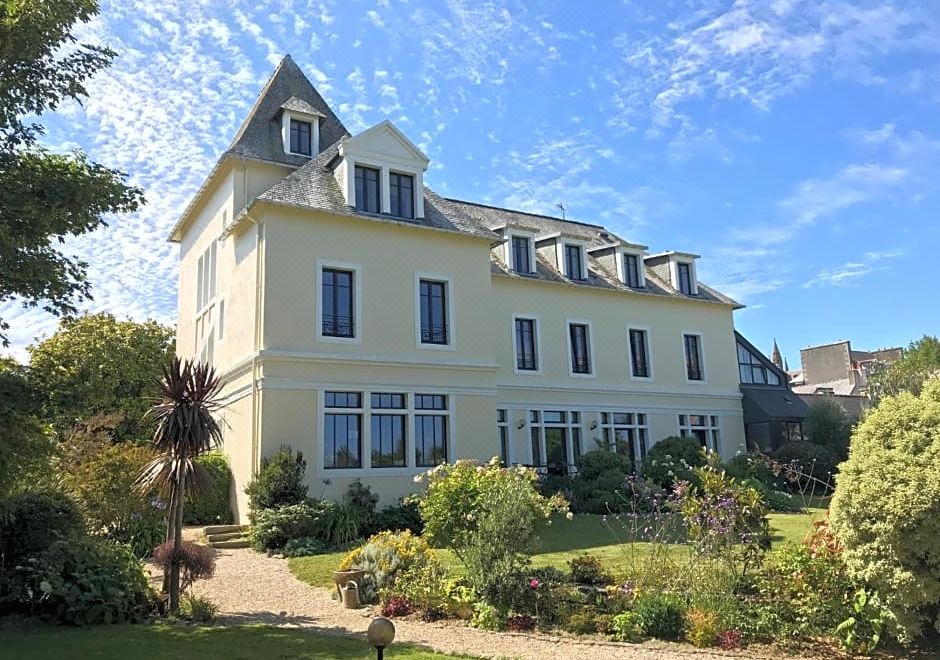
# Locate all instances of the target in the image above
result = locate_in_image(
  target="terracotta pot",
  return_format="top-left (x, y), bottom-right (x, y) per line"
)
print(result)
top-left (332, 569), bottom-right (366, 599)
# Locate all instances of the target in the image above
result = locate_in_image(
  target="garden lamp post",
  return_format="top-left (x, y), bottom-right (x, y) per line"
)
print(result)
top-left (367, 616), bottom-right (396, 660)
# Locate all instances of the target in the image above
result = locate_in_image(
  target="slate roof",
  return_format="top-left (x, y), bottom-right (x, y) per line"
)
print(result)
top-left (742, 387), bottom-right (809, 422)
top-left (280, 96), bottom-right (326, 118)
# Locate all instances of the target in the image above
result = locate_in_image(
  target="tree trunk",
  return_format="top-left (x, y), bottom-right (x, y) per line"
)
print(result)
top-left (169, 474), bottom-right (186, 614)
top-left (161, 483), bottom-right (178, 596)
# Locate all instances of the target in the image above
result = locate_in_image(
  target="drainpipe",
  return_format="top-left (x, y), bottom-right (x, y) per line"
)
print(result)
top-left (244, 212), bottom-right (265, 492)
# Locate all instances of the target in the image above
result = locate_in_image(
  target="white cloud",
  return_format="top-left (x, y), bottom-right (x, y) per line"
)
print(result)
top-left (804, 249), bottom-right (905, 288)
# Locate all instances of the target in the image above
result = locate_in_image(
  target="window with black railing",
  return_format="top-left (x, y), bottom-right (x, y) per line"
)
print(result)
top-left (321, 268), bottom-right (354, 338)
top-left (514, 317), bottom-right (538, 371)
top-left (419, 279), bottom-right (448, 345)
top-left (569, 323), bottom-right (591, 374)
top-left (684, 334), bottom-right (704, 381)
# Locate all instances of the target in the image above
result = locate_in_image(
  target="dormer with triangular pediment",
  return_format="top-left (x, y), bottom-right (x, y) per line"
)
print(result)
top-left (330, 120), bottom-right (430, 220)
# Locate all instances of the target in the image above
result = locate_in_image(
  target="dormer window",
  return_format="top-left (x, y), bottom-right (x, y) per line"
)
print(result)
top-left (289, 119), bottom-right (312, 156)
top-left (623, 253), bottom-right (644, 288)
top-left (355, 165), bottom-right (380, 214)
top-left (678, 262), bottom-right (693, 295)
top-left (389, 172), bottom-right (414, 219)
top-left (511, 236), bottom-right (533, 274)
top-left (564, 244), bottom-right (585, 280)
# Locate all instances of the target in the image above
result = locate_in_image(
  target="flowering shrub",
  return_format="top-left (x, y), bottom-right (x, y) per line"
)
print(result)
top-left (380, 595), bottom-right (414, 617)
top-left (414, 458), bottom-right (567, 609)
top-left (249, 500), bottom-right (336, 552)
top-left (642, 436), bottom-right (706, 487)
top-left (339, 530), bottom-right (436, 603)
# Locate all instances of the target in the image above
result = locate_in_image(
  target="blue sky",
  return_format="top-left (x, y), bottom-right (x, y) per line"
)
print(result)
top-left (5, 0), bottom-right (939, 366)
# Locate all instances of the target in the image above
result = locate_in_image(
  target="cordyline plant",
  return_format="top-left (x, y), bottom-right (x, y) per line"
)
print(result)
top-left (135, 358), bottom-right (224, 613)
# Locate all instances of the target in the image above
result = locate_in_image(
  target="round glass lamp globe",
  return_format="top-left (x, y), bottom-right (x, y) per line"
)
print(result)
top-left (367, 617), bottom-right (396, 648)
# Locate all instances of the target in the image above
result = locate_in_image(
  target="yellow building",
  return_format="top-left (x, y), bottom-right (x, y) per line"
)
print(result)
top-left (170, 56), bottom-right (746, 521)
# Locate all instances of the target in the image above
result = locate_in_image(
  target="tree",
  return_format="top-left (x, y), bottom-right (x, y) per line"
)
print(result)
top-left (28, 313), bottom-right (174, 440)
top-left (0, 358), bottom-right (55, 495)
top-left (867, 336), bottom-right (940, 406)
top-left (804, 397), bottom-right (853, 460)
top-left (0, 0), bottom-right (144, 346)
top-left (830, 379), bottom-right (940, 644)
top-left (135, 358), bottom-right (223, 614)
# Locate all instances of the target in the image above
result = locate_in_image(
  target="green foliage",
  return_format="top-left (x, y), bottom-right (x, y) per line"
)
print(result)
top-left (184, 452), bottom-right (234, 525)
top-left (723, 451), bottom-right (781, 489)
top-left (181, 594), bottom-right (219, 624)
top-left (339, 530), bottom-right (436, 603)
top-left (283, 537), bottom-right (328, 558)
top-left (868, 336), bottom-right (940, 406)
top-left (151, 541), bottom-right (216, 594)
top-left (372, 501), bottom-right (423, 535)
top-left (414, 459), bottom-right (567, 609)
top-left (393, 560), bottom-right (466, 619)
top-left (564, 608), bottom-right (610, 635)
top-left (685, 608), bottom-right (721, 648)
top-left (249, 501), bottom-right (336, 552)
top-left (804, 398), bottom-right (853, 460)
top-left (0, 359), bottom-right (55, 495)
top-left (325, 502), bottom-right (362, 547)
top-left (633, 593), bottom-right (686, 639)
top-left (0, 491), bottom-right (84, 566)
top-left (28, 314), bottom-right (172, 439)
top-left (245, 446), bottom-right (308, 517)
top-left (62, 442), bottom-right (166, 557)
top-left (834, 589), bottom-right (885, 654)
top-left (567, 554), bottom-right (610, 585)
top-left (9, 537), bottom-right (152, 625)
top-left (344, 479), bottom-right (378, 533)
top-left (830, 379), bottom-right (940, 644)
top-left (611, 611), bottom-right (641, 641)
top-left (642, 436), bottom-right (707, 487)
top-left (773, 441), bottom-right (839, 486)
top-left (740, 477), bottom-right (801, 512)
top-left (568, 450), bottom-right (633, 514)
top-left (470, 602), bottom-right (506, 631)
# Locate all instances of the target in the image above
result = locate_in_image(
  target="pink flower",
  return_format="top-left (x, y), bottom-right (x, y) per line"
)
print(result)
top-left (529, 579), bottom-right (540, 589)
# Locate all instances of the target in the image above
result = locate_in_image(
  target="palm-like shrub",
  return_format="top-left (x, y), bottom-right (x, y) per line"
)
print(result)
top-left (135, 358), bottom-right (223, 613)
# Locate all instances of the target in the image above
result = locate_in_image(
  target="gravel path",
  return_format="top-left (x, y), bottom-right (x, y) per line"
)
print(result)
top-left (180, 546), bottom-right (808, 660)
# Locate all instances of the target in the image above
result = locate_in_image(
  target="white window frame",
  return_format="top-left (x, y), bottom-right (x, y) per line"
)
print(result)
top-left (678, 413), bottom-right (722, 454)
top-left (316, 389), bottom-right (453, 477)
top-left (617, 249), bottom-right (646, 288)
top-left (566, 318), bottom-right (596, 378)
top-left (195, 241), bottom-right (218, 365)
top-left (282, 111), bottom-right (319, 157)
top-left (511, 313), bottom-right (542, 375)
top-left (556, 240), bottom-right (589, 281)
top-left (682, 330), bottom-right (707, 384)
top-left (627, 326), bottom-right (654, 381)
top-left (497, 408), bottom-right (511, 465)
top-left (414, 272), bottom-right (455, 351)
top-left (504, 229), bottom-right (537, 275)
top-left (600, 411), bottom-right (649, 465)
top-left (388, 168), bottom-right (419, 220)
top-left (671, 259), bottom-right (699, 295)
top-left (315, 259), bottom-right (363, 345)
top-left (528, 409), bottom-right (583, 472)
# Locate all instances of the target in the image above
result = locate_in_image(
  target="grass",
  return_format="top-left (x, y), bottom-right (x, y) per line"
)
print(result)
top-left (0, 623), bottom-right (477, 660)
top-left (289, 498), bottom-right (830, 589)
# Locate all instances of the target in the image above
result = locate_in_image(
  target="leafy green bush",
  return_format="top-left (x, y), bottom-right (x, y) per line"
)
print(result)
top-left (372, 501), bottom-right (423, 535)
top-left (471, 602), bottom-right (506, 631)
top-left (152, 541), bottom-right (216, 594)
top-left (10, 537), bottom-right (152, 625)
top-left (184, 452), bottom-right (233, 525)
top-left (181, 594), bottom-right (219, 623)
top-left (634, 593), bottom-right (686, 639)
top-left (245, 446), bottom-right (308, 517)
top-left (723, 452), bottom-right (781, 489)
top-left (415, 459), bottom-right (567, 610)
top-left (568, 554), bottom-right (610, 585)
top-left (564, 607), bottom-right (609, 635)
top-left (805, 398), bottom-right (853, 460)
top-left (568, 450), bottom-right (632, 514)
top-left (283, 536), bottom-right (328, 557)
top-left (339, 530), bottom-right (436, 603)
top-left (249, 501), bottom-right (336, 552)
top-left (773, 441), bottom-right (839, 486)
top-left (830, 380), bottom-right (940, 643)
top-left (686, 607), bottom-right (720, 647)
top-left (642, 436), bottom-right (706, 487)
top-left (740, 477), bottom-right (802, 512)
top-left (62, 443), bottom-right (166, 556)
top-left (344, 480), bottom-right (378, 533)
top-left (611, 611), bottom-right (641, 641)
top-left (325, 502), bottom-right (362, 547)
top-left (0, 491), bottom-right (84, 566)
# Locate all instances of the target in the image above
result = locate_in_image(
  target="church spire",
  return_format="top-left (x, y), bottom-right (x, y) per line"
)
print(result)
top-left (771, 339), bottom-right (783, 369)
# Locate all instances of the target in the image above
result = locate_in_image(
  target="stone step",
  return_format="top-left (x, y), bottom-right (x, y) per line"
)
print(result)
top-left (210, 538), bottom-right (250, 549)
top-left (206, 531), bottom-right (247, 543)
top-left (203, 524), bottom-right (248, 535)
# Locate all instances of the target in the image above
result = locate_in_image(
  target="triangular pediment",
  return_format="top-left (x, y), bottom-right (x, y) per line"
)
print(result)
top-left (341, 120), bottom-right (429, 168)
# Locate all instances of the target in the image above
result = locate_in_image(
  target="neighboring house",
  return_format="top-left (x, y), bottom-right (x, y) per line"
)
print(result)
top-left (790, 340), bottom-right (902, 416)
top-left (171, 55), bottom-right (748, 520)
top-left (735, 332), bottom-right (808, 452)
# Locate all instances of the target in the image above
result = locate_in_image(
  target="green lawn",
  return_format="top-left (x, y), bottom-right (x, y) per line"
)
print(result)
top-left (289, 501), bottom-right (830, 589)
top-left (0, 624), bottom-right (476, 660)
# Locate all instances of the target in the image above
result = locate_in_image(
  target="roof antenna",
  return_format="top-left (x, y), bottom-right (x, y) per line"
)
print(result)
top-left (556, 202), bottom-right (566, 220)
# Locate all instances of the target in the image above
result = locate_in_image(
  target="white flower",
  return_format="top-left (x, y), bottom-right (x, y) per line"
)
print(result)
top-left (39, 580), bottom-right (52, 594)
top-left (565, 512), bottom-right (574, 521)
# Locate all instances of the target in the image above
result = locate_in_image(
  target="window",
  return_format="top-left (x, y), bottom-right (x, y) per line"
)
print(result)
top-left (569, 323), bottom-right (591, 374)
top-left (684, 333), bottom-right (704, 381)
top-left (737, 342), bottom-right (780, 385)
top-left (497, 409), bottom-right (509, 465)
top-left (678, 262), bottom-right (693, 294)
top-left (324, 391), bottom-right (362, 469)
top-left (623, 253), bottom-right (641, 288)
top-left (321, 268), bottom-right (354, 338)
top-left (783, 421), bottom-right (803, 443)
top-left (679, 414), bottom-right (721, 453)
top-left (354, 165), bottom-right (380, 214)
top-left (217, 299), bottom-right (225, 342)
top-left (564, 244), bottom-right (584, 280)
top-left (628, 329), bottom-right (650, 378)
top-left (601, 412), bottom-right (648, 465)
top-left (511, 236), bottom-right (532, 274)
top-left (390, 172), bottom-right (414, 219)
top-left (370, 393), bottom-right (405, 468)
top-left (415, 394), bottom-right (448, 467)
top-left (419, 279), bottom-right (448, 345)
top-left (529, 410), bottom-right (582, 475)
top-left (289, 118), bottom-right (312, 156)
top-left (514, 317), bottom-right (538, 371)
top-left (196, 242), bottom-right (217, 311)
